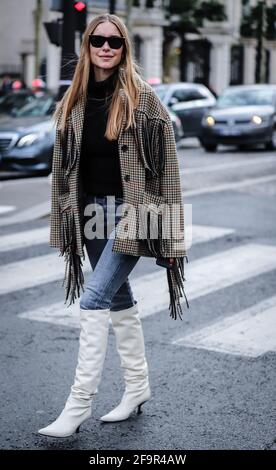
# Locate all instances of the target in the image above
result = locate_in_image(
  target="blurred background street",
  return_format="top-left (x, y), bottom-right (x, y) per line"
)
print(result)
top-left (0, 0), bottom-right (276, 451)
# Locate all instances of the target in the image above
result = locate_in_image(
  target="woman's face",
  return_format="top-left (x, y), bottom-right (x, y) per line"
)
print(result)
top-left (89, 22), bottom-right (124, 72)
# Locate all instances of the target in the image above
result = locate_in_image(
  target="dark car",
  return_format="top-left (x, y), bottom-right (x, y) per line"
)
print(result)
top-left (0, 94), bottom-right (56, 174)
top-left (200, 85), bottom-right (276, 151)
top-left (153, 82), bottom-right (216, 138)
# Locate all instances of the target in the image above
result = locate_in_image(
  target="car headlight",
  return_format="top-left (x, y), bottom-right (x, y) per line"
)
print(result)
top-left (205, 116), bottom-right (215, 126)
top-left (16, 132), bottom-right (46, 148)
top-left (251, 115), bottom-right (263, 125)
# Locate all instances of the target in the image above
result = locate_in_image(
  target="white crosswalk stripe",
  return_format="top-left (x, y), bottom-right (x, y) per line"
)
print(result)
top-left (0, 224), bottom-right (234, 253)
top-left (172, 296), bottom-right (276, 358)
top-left (0, 223), bottom-right (235, 296)
top-left (1, 222), bottom-right (275, 358)
top-left (0, 253), bottom-right (91, 296)
top-left (0, 205), bottom-right (16, 215)
top-left (18, 244), bottom-right (276, 330)
top-left (180, 155), bottom-right (276, 176)
top-left (0, 227), bottom-right (49, 252)
top-left (182, 174), bottom-right (276, 197)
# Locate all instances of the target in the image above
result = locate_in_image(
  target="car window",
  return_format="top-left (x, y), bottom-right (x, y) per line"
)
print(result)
top-left (216, 88), bottom-right (275, 108)
top-left (15, 95), bottom-right (55, 117)
top-left (172, 89), bottom-right (206, 102)
top-left (0, 92), bottom-right (35, 113)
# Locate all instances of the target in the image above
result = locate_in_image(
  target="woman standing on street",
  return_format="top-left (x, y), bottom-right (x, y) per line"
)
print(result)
top-left (38, 13), bottom-right (188, 438)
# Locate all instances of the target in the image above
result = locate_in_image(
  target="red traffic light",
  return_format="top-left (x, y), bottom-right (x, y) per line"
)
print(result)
top-left (74, 1), bottom-right (86, 12)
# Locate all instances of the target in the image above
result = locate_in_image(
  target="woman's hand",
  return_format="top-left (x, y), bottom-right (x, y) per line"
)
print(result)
top-left (169, 258), bottom-right (175, 265)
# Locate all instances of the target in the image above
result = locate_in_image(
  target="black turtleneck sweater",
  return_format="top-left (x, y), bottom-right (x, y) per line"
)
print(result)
top-left (80, 68), bottom-right (123, 197)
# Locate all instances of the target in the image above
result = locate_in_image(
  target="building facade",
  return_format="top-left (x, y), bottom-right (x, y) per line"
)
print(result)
top-left (0, 1), bottom-right (275, 94)
top-left (171, 0), bottom-right (276, 94)
top-left (0, 0), bottom-right (166, 92)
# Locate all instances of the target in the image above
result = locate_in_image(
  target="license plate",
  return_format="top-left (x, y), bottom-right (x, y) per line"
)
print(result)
top-left (219, 128), bottom-right (242, 136)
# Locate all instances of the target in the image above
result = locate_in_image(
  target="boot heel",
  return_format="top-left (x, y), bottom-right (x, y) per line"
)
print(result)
top-left (137, 401), bottom-right (146, 415)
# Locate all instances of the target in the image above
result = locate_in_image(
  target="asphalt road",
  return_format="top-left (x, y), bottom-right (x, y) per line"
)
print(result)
top-left (0, 140), bottom-right (275, 450)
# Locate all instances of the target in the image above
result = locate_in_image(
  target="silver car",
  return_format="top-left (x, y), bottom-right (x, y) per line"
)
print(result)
top-left (0, 94), bottom-right (56, 174)
top-left (153, 82), bottom-right (216, 137)
top-left (200, 85), bottom-right (276, 152)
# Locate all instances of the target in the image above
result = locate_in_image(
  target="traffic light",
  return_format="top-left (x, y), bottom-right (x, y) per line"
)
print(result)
top-left (44, 20), bottom-right (62, 47)
top-left (266, 5), bottom-right (276, 40)
top-left (74, 1), bottom-right (87, 33)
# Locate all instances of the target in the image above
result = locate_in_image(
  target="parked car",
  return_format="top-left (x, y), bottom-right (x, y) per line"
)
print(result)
top-left (0, 90), bottom-right (36, 117)
top-left (0, 94), bottom-right (56, 175)
top-left (200, 84), bottom-right (276, 151)
top-left (0, 88), bottom-right (184, 175)
top-left (153, 82), bottom-right (216, 138)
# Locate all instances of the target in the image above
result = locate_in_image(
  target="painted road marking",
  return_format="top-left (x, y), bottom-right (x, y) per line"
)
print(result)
top-left (0, 200), bottom-right (50, 227)
top-left (0, 227), bottom-right (49, 252)
top-left (182, 174), bottom-right (276, 197)
top-left (189, 225), bottom-right (234, 245)
top-left (0, 224), bottom-right (234, 252)
top-left (17, 244), bottom-right (276, 326)
top-left (0, 253), bottom-right (91, 296)
top-left (172, 296), bottom-right (276, 358)
top-left (0, 225), bottom-right (239, 295)
top-left (134, 244), bottom-right (276, 317)
top-left (0, 205), bottom-right (16, 215)
top-left (180, 155), bottom-right (276, 175)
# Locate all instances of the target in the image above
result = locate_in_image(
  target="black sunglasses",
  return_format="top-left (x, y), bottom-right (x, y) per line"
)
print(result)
top-left (89, 35), bottom-right (125, 50)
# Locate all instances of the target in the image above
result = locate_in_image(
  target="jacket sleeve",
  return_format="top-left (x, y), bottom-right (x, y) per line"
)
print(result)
top-left (157, 106), bottom-right (190, 319)
top-left (159, 113), bottom-right (186, 259)
top-left (49, 124), bottom-right (63, 249)
top-left (50, 117), bottom-right (69, 248)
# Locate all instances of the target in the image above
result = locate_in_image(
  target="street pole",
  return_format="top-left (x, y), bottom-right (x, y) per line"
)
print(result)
top-left (255, 0), bottom-right (267, 83)
top-left (57, 0), bottom-right (76, 100)
top-left (34, 0), bottom-right (42, 78)
top-left (109, 0), bottom-right (116, 14)
top-left (259, 0), bottom-right (267, 83)
top-left (125, 0), bottom-right (133, 29)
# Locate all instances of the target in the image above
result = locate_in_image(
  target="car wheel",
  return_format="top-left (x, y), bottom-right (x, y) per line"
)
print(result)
top-left (265, 129), bottom-right (276, 150)
top-left (238, 144), bottom-right (247, 151)
top-left (203, 144), bottom-right (217, 152)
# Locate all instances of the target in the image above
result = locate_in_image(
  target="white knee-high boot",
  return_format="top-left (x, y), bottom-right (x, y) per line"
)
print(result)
top-left (100, 303), bottom-right (151, 422)
top-left (38, 307), bottom-right (110, 437)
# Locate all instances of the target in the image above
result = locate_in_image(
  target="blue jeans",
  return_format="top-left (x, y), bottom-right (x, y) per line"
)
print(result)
top-left (80, 195), bottom-right (140, 312)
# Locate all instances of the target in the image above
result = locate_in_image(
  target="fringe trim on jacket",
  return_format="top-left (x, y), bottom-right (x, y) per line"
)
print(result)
top-left (132, 112), bottom-right (165, 180)
top-left (134, 113), bottom-right (190, 320)
top-left (166, 256), bottom-right (189, 320)
top-left (60, 123), bottom-right (85, 306)
top-left (140, 205), bottom-right (189, 320)
top-left (60, 208), bottom-right (85, 306)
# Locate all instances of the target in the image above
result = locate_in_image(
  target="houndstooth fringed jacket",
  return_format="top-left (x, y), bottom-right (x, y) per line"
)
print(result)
top-left (50, 78), bottom-right (189, 320)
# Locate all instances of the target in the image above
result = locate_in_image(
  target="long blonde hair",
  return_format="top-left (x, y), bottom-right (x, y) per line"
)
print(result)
top-left (54, 13), bottom-right (143, 140)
